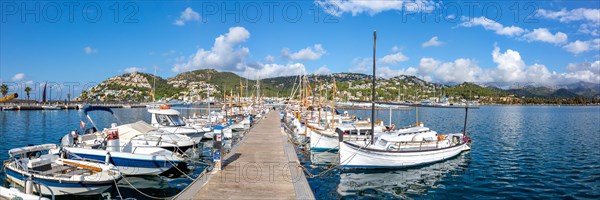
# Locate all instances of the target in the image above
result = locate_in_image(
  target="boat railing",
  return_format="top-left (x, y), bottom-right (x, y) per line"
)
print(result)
top-left (388, 137), bottom-right (464, 152)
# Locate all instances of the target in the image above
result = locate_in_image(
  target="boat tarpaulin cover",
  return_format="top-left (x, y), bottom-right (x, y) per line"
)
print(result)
top-left (83, 106), bottom-right (114, 115)
top-left (8, 144), bottom-right (58, 157)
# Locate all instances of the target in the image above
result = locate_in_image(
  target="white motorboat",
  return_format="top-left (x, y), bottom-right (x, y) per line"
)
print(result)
top-left (148, 106), bottom-right (207, 141)
top-left (80, 105), bottom-right (195, 153)
top-left (41, 105), bottom-right (61, 110)
top-left (4, 144), bottom-right (122, 196)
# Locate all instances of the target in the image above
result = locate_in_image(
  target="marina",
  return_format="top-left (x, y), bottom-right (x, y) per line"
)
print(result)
top-left (2, 1), bottom-right (599, 199)
top-left (1, 104), bottom-right (599, 199)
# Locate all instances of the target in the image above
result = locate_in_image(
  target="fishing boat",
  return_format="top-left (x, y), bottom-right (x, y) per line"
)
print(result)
top-left (80, 105), bottom-right (195, 153)
top-left (310, 120), bottom-right (385, 151)
top-left (339, 31), bottom-right (473, 169)
top-left (339, 123), bottom-right (471, 168)
top-left (61, 129), bottom-right (187, 175)
top-left (4, 144), bottom-right (122, 195)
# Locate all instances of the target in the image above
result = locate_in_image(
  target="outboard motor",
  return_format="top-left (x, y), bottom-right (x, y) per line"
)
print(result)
top-left (106, 129), bottom-right (120, 152)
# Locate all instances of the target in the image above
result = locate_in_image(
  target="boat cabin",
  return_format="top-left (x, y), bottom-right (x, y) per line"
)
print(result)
top-left (148, 107), bottom-right (185, 127)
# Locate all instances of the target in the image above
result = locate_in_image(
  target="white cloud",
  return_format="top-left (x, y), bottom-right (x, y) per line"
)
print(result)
top-left (421, 36), bottom-right (443, 47)
top-left (411, 46), bottom-right (599, 86)
top-left (578, 23), bottom-right (599, 36)
top-left (11, 73), bottom-right (25, 81)
top-left (264, 55), bottom-right (275, 62)
top-left (416, 57), bottom-right (489, 84)
top-left (174, 7), bottom-right (200, 26)
top-left (379, 52), bottom-right (409, 65)
top-left (460, 16), bottom-right (526, 36)
top-left (537, 8), bottom-right (600, 23)
top-left (563, 39), bottom-right (600, 54)
top-left (172, 26), bottom-right (250, 73)
top-left (349, 57), bottom-right (371, 73)
top-left (243, 63), bottom-right (306, 79)
top-left (491, 46), bottom-right (526, 83)
top-left (522, 28), bottom-right (568, 44)
top-left (316, 0), bottom-right (437, 16)
top-left (282, 44), bottom-right (326, 61)
top-left (377, 66), bottom-right (417, 79)
top-left (123, 67), bottom-right (147, 73)
top-left (83, 46), bottom-right (97, 54)
top-left (561, 61), bottom-right (600, 84)
top-left (314, 65), bottom-right (331, 74)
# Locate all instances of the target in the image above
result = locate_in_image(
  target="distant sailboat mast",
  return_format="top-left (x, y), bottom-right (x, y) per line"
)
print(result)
top-left (153, 67), bottom-right (157, 102)
top-left (42, 82), bottom-right (47, 103)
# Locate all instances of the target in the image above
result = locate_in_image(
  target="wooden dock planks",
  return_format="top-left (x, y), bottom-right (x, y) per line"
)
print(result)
top-left (175, 110), bottom-right (314, 200)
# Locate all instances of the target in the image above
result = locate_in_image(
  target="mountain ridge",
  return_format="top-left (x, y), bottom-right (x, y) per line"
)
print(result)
top-left (77, 69), bottom-right (600, 102)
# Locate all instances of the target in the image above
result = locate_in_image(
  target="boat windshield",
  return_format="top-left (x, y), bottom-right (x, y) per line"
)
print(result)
top-left (168, 115), bottom-right (185, 126)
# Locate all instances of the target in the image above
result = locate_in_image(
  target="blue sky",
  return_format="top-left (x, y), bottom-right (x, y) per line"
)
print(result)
top-left (1, 0), bottom-right (599, 98)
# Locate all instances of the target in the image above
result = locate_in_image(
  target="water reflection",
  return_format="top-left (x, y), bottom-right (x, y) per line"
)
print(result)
top-left (337, 153), bottom-right (470, 199)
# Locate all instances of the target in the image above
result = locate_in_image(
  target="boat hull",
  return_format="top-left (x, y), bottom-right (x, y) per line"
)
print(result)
top-left (65, 148), bottom-right (183, 175)
top-left (309, 130), bottom-right (339, 151)
top-left (5, 169), bottom-right (115, 196)
top-left (339, 141), bottom-right (470, 169)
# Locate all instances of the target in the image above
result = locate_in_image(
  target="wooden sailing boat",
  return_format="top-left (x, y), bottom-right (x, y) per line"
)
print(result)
top-left (338, 31), bottom-right (473, 169)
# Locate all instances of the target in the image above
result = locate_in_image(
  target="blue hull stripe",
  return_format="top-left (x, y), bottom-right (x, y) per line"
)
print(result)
top-left (70, 153), bottom-right (181, 168)
top-left (310, 147), bottom-right (338, 152)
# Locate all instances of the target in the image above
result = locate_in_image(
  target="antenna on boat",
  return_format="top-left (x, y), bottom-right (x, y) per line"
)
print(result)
top-left (371, 30), bottom-right (377, 145)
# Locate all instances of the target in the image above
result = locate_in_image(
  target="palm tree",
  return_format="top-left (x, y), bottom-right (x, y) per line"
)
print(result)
top-left (0, 84), bottom-right (7, 105)
top-left (0, 84), bottom-right (8, 97)
top-left (24, 87), bottom-right (32, 104)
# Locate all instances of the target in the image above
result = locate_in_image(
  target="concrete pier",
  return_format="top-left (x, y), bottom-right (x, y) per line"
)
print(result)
top-left (175, 111), bottom-right (314, 200)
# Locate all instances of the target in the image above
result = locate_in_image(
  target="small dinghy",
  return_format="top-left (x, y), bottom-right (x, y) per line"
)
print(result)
top-left (4, 144), bottom-right (122, 196)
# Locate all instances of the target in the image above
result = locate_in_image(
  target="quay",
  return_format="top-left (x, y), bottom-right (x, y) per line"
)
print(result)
top-left (0, 103), bottom-right (147, 111)
top-left (175, 111), bottom-right (315, 200)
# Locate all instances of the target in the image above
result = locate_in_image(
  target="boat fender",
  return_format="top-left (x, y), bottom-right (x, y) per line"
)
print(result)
top-left (105, 152), bottom-right (111, 164)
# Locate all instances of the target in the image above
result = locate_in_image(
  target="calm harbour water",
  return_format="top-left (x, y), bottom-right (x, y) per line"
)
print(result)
top-left (1, 106), bottom-right (599, 199)
top-left (0, 107), bottom-right (223, 200)
top-left (300, 106), bottom-right (600, 199)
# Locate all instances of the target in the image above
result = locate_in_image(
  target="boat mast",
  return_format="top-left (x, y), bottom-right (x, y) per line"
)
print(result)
top-left (331, 77), bottom-right (336, 130)
top-left (371, 30), bottom-right (377, 145)
top-left (153, 67), bottom-right (157, 102)
top-left (207, 85), bottom-right (211, 121)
